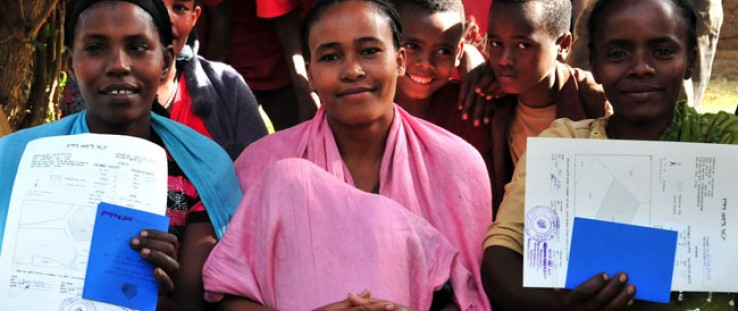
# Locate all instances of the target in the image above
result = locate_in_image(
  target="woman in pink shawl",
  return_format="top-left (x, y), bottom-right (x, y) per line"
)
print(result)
top-left (202, 0), bottom-right (492, 310)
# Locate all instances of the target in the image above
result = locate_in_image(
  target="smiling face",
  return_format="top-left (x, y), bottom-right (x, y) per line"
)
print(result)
top-left (396, 6), bottom-right (463, 102)
top-left (162, 0), bottom-right (201, 55)
top-left (486, 1), bottom-right (567, 96)
top-left (590, 0), bottom-right (694, 125)
top-left (68, 1), bottom-right (173, 134)
top-left (306, 1), bottom-right (405, 128)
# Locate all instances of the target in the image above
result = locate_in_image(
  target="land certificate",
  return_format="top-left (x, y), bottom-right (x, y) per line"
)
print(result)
top-left (0, 134), bottom-right (167, 310)
top-left (523, 137), bottom-right (737, 292)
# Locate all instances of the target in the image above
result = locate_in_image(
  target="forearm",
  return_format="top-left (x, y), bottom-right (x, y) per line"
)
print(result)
top-left (169, 222), bottom-right (217, 311)
top-left (157, 296), bottom-right (181, 311)
top-left (482, 246), bottom-right (564, 311)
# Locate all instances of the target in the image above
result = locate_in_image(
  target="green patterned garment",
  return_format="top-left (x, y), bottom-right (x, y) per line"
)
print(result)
top-left (660, 101), bottom-right (738, 143)
top-left (632, 101), bottom-right (738, 310)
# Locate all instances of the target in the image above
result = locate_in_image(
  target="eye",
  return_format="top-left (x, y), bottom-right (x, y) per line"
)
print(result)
top-left (82, 44), bottom-right (105, 53)
top-left (488, 41), bottom-right (501, 49)
top-left (654, 47), bottom-right (675, 59)
top-left (437, 48), bottom-right (453, 57)
top-left (360, 47), bottom-right (382, 56)
top-left (605, 49), bottom-right (629, 61)
top-left (173, 2), bottom-right (191, 12)
top-left (517, 42), bottom-right (531, 50)
top-left (129, 43), bottom-right (151, 53)
top-left (318, 53), bottom-right (340, 62)
top-left (402, 42), bottom-right (420, 51)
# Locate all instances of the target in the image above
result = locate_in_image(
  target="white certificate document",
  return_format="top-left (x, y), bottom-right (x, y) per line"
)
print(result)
top-left (523, 137), bottom-right (738, 292)
top-left (0, 134), bottom-right (167, 310)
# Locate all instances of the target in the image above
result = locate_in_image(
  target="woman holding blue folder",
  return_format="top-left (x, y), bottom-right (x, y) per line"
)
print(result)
top-left (0, 0), bottom-right (240, 309)
top-left (481, 0), bottom-right (738, 310)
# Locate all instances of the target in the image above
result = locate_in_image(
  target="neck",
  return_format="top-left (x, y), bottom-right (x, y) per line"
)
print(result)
top-left (517, 68), bottom-right (557, 109)
top-left (606, 115), bottom-right (672, 141)
top-left (328, 111), bottom-right (394, 192)
top-left (86, 114), bottom-right (152, 140)
top-left (395, 92), bottom-right (432, 119)
top-left (158, 58), bottom-right (178, 103)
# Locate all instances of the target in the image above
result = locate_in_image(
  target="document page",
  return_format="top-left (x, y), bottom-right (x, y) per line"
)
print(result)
top-left (523, 137), bottom-right (737, 292)
top-left (0, 134), bottom-right (167, 310)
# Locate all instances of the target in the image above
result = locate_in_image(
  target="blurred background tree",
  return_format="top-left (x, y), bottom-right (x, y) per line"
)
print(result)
top-left (0, 0), bottom-right (66, 137)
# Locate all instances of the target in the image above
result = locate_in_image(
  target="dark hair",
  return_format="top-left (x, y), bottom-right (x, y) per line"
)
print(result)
top-left (300, 0), bottom-right (403, 61)
top-left (64, 0), bottom-right (174, 48)
top-left (587, 0), bottom-right (697, 55)
top-left (493, 0), bottom-right (571, 37)
top-left (395, 0), bottom-right (465, 25)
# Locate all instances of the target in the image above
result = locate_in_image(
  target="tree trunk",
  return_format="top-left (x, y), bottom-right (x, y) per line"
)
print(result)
top-left (0, 0), bottom-right (63, 133)
top-left (0, 109), bottom-right (10, 137)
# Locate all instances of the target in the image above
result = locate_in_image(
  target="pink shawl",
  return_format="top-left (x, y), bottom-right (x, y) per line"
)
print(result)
top-left (203, 106), bottom-right (492, 310)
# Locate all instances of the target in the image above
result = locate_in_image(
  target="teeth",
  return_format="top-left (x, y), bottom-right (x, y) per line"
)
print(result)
top-left (408, 74), bottom-right (432, 85)
top-left (108, 89), bottom-right (133, 95)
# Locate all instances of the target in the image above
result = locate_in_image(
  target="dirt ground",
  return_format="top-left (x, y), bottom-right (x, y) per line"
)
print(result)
top-left (702, 57), bottom-right (738, 114)
top-left (696, 0), bottom-right (737, 113)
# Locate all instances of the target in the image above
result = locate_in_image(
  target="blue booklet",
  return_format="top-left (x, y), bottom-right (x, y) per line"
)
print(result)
top-left (83, 202), bottom-right (169, 311)
top-left (565, 217), bottom-right (678, 303)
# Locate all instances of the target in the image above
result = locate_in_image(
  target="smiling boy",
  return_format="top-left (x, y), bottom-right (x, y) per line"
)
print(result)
top-left (395, 0), bottom-right (492, 183)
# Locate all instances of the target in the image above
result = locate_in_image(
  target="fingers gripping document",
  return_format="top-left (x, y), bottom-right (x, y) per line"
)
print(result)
top-left (0, 134), bottom-right (167, 310)
top-left (523, 137), bottom-right (737, 293)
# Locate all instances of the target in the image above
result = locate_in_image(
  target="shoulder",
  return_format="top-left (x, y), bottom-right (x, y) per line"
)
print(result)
top-left (556, 62), bottom-right (612, 116)
top-left (559, 63), bottom-right (599, 88)
top-left (234, 122), bottom-right (309, 183)
top-left (557, 63), bottom-right (605, 97)
top-left (539, 117), bottom-right (608, 139)
top-left (0, 118), bottom-right (78, 185)
top-left (0, 116), bottom-right (77, 148)
top-left (197, 57), bottom-right (248, 85)
top-left (152, 114), bottom-right (224, 150)
top-left (400, 108), bottom-right (487, 169)
top-left (684, 105), bottom-right (738, 144)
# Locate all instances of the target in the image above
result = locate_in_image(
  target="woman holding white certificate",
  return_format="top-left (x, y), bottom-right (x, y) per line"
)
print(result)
top-left (0, 0), bottom-right (240, 310)
top-left (481, 0), bottom-right (738, 310)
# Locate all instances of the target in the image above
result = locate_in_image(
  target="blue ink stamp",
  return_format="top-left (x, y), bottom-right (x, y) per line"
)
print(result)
top-left (525, 205), bottom-right (560, 242)
top-left (526, 206), bottom-right (561, 280)
top-left (121, 282), bottom-right (138, 300)
top-left (59, 297), bottom-right (97, 311)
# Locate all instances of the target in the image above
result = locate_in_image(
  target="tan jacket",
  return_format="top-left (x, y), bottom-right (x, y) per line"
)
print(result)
top-left (488, 62), bottom-right (610, 217)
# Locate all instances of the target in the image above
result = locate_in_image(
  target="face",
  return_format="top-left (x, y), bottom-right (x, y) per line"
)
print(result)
top-left (68, 1), bottom-right (173, 132)
top-left (486, 1), bottom-right (569, 95)
top-left (162, 0), bottom-right (201, 55)
top-left (396, 7), bottom-right (463, 101)
top-left (306, 1), bottom-right (405, 128)
top-left (590, 0), bottom-right (695, 125)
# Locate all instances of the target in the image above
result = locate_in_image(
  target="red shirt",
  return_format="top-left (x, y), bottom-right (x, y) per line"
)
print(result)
top-left (424, 82), bottom-right (492, 175)
top-left (202, 0), bottom-right (291, 91)
top-left (170, 72), bottom-right (214, 139)
top-left (149, 132), bottom-right (208, 243)
top-left (256, 0), bottom-right (315, 18)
